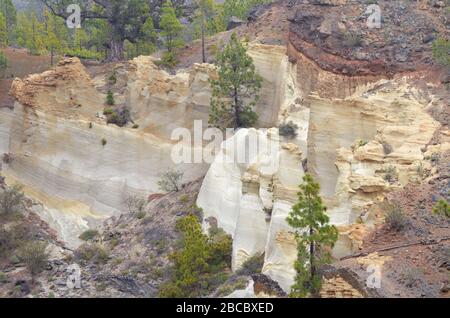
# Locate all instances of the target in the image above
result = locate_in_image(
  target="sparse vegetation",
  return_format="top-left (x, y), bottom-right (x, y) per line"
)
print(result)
top-left (106, 90), bottom-right (115, 106)
top-left (0, 271), bottom-right (7, 283)
top-left (384, 202), bottom-right (407, 231)
top-left (123, 193), bottom-right (147, 216)
top-left (79, 229), bottom-right (99, 242)
top-left (0, 184), bottom-right (25, 217)
top-left (401, 267), bottom-right (424, 288)
top-left (343, 32), bottom-right (363, 48)
top-left (0, 222), bottom-right (34, 261)
top-left (105, 106), bottom-right (131, 127)
top-left (215, 277), bottom-right (249, 297)
top-left (158, 169), bottom-right (184, 192)
top-left (433, 199), bottom-right (450, 218)
top-left (432, 37), bottom-right (450, 67)
top-left (0, 51), bottom-right (7, 78)
top-left (357, 139), bottom-right (369, 148)
top-left (279, 121), bottom-right (299, 139)
top-left (108, 71), bottom-right (117, 85)
top-left (416, 162), bottom-right (429, 180)
top-left (101, 138), bottom-right (107, 147)
top-left (135, 210), bottom-right (146, 219)
top-left (103, 108), bottom-right (114, 116)
top-left (157, 51), bottom-right (179, 69)
top-left (236, 253), bottom-right (264, 276)
top-left (382, 165), bottom-right (398, 184)
top-left (75, 244), bottom-right (109, 265)
top-left (19, 241), bottom-right (49, 284)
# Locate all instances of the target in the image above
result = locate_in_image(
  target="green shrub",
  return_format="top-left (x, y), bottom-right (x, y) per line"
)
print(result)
top-left (180, 195), bottom-right (189, 203)
top-left (160, 215), bottom-right (231, 298)
top-left (75, 244), bottom-right (109, 265)
top-left (383, 165), bottom-right (398, 183)
top-left (432, 37), bottom-right (450, 67)
top-left (79, 229), bottom-right (99, 242)
top-left (401, 267), bottom-right (423, 288)
top-left (123, 194), bottom-right (147, 215)
top-left (384, 202), bottom-right (407, 231)
top-left (279, 121), bottom-right (299, 139)
top-left (236, 253), bottom-right (264, 276)
top-left (101, 138), bottom-right (107, 147)
top-left (192, 205), bottom-right (204, 223)
top-left (357, 139), bottom-right (369, 148)
top-left (433, 199), bottom-right (450, 218)
top-left (157, 51), bottom-right (179, 69)
top-left (158, 169), bottom-right (184, 192)
top-left (106, 107), bottom-right (131, 127)
top-left (64, 48), bottom-right (102, 60)
top-left (208, 43), bottom-right (219, 57)
top-left (135, 210), bottom-right (146, 219)
top-left (216, 277), bottom-right (248, 297)
top-left (0, 51), bottom-right (7, 78)
top-left (0, 271), bottom-right (7, 283)
top-left (416, 162), bottom-right (429, 180)
top-left (108, 71), bottom-right (117, 85)
top-left (106, 90), bottom-right (115, 106)
top-left (343, 32), bottom-right (363, 48)
top-left (208, 229), bottom-right (232, 271)
top-left (0, 185), bottom-right (25, 217)
top-left (19, 241), bottom-right (49, 282)
top-left (9, 254), bottom-right (20, 264)
top-left (103, 108), bottom-right (114, 116)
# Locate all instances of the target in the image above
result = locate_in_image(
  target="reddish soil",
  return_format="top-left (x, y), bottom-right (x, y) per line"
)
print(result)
top-left (0, 48), bottom-right (51, 108)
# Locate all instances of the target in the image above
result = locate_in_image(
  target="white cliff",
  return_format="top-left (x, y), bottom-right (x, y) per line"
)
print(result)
top-left (197, 49), bottom-right (441, 292)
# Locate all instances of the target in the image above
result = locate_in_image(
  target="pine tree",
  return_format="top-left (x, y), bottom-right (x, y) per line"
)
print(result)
top-left (286, 174), bottom-right (339, 298)
top-left (0, 0), bottom-right (16, 42)
top-left (43, 10), bottom-right (63, 66)
top-left (0, 12), bottom-right (7, 47)
top-left (0, 50), bottom-right (7, 78)
top-left (23, 13), bottom-right (45, 55)
top-left (160, 0), bottom-right (184, 53)
top-left (209, 33), bottom-right (262, 129)
top-left (194, 0), bottom-right (215, 63)
top-left (159, 214), bottom-right (211, 297)
top-left (138, 16), bottom-right (157, 56)
top-left (159, 213), bottom-right (232, 298)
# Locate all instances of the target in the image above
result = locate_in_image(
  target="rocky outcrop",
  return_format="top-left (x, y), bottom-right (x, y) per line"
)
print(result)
top-left (1, 43), bottom-right (303, 248)
top-left (198, 51), bottom-right (441, 293)
top-left (197, 127), bottom-right (305, 291)
top-left (2, 58), bottom-right (209, 247)
top-left (125, 44), bottom-right (290, 139)
top-left (288, 1), bottom-right (446, 77)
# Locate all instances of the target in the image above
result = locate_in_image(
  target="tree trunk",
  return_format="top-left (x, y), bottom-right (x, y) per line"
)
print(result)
top-left (50, 48), bottom-right (54, 66)
top-left (310, 228), bottom-right (315, 282)
top-left (107, 38), bottom-right (124, 62)
top-left (201, 22), bottom-right (206, 63)
top-left (234, 86), bottom-right (240, 129)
